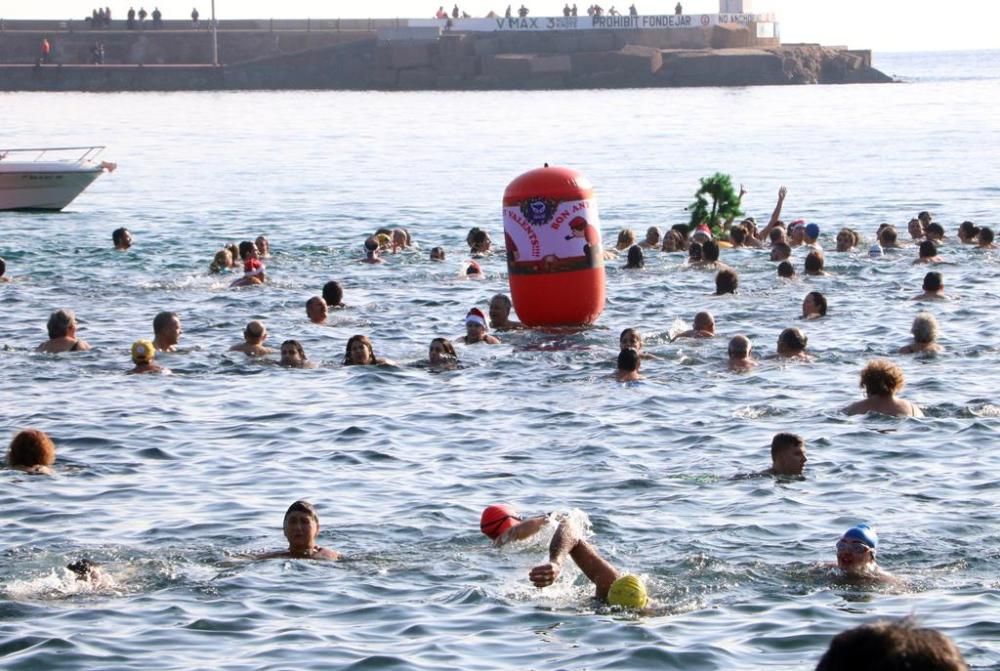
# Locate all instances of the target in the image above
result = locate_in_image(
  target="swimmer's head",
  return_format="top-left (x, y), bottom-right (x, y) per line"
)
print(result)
top-left (619, 327), bottom-right (642, 352)
top-left (841, 524), bottom-right (878, 550)
top-left (0, 257), bottom-right (5, 277)
top-left (7, 428), bottom-right (56, 468)
top-left (364, 236), bottom-right (379, 253)
top-left (777, 261), bottom-right (795, 278)
top-left (607, 574), bottom-right (648, 609)
top-left (693, 311), bottom-right (714, 332)
top-left (131, 339), bottom-right (155, 364)
top-left (322, 280), bottom-right (344, 307)
top-left (625, 245), bottom-right (644, 269)
top-left (805, 222), bottom-right (820, 241)
top-left (244, 320), bottom-right (267, 342)
top-left (919, 240), bottom-right (938, 259)
top-left (869, 243), bottom-right (884, 258)
top-left (430, 246), bottom-right (446, 261)
top-left (777, 327), bottom-right (807, 355)
top-left (860, 359), bottom-right (904, 397)
top-left (728, 335), bottom-right (751, 359)
top-left (67, 558), bottom-right (99, 580)
top-left (911, 312), bottom-right (938, 344)
top-left (616, 228), bottom-right (635, 250)
top-left (770, 433), bottom-right (806, 476)
top-left (917, 211), bottom-right (933, 225)
top-left (466, 260), bottom-right (483, 276)
top-left (923, 271), bottom-right (943, 292)
top-left (715, 268), bottom-right (738, 295)
top-left (617, 347), bottom-right (640, 373)
top-left (284, 499), bottom-right (319, 524)
top-left (465, 307), bottom-right (488, 331)
top-left (804, 251), bottom-right (824, 274)
top-left (480, 503), bottom-right (521, 539)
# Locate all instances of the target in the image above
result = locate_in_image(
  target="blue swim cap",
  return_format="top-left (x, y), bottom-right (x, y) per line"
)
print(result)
top-left (842, 524), bottom-right (878, 549)
top-left (805, 223), bottom-right (820, 240)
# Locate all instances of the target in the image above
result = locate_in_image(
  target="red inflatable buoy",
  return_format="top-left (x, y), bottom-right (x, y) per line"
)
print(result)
top-left (502, 166), bottom-right (606, 326)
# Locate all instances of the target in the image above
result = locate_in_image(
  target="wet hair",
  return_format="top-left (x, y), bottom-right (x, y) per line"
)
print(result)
top-left (615, 228), bottom-right (635, 249)
top-left (210, 249), bottom-right (232, 273)
top-left (490, 293), bottom-right (512, 310)
top-left (374, 227), bottom-right (392, 238)
top-left (815, 617), bottom-right (967, 671)
top-left (255, 235), bottom-right (269, 253)
top-left (238, 240), bottom-right (257, 260)
top-left (919, 240), bottom-right (938, 259)
top-left (662, 229), bottom-right (684, 252)
top-left (466, 227), bottom-right (482, 246)
top-left (244, 320), bottom-right (266, 340)
top-left (111, 227), bottom-right (130, 247)
top-left (728, 334), bottom-right (751, 357)
top-left (804, 251), bottom-right (825, 274)
top-left (729, 226), bottom-right (746, 245)
top-left (978, 227), bottom-right (994, 245)
top-left (7, 429), bottom-right (56, 468)
top-left (625, 245), bottom-right (644, 269)
top-left (344, 334), bottom-right (377, 366)
top-left (702, 240), bottom-right (719, 262)
top-left (470, 229), bottom-right (490, 251)
top-left (688, 242), bottom-right (703, 261)
top-left (153, 311), bottom-right (179, 336)
top-left (46, 309), bottom-right (75, 339)
top-left (619, 327), bottom-right (642, 350)
top-left (617, 347), bottom-right (640, 372)
top-left (284, 500), bottom-right (319, 523)
top-left (307, 296), bottom-right (326, 313)
top-left (769, 227), bottom-right (785, 243)
top-left (958, 220), bottom-right (979, 240)
top-left (66, 558), bottom-right (99, 579)
top-left (860, 359), bottom-right (904, 397)
top-left (770, 432), bottom-right (804, 460)
top-left (777, 261), bottom-right (795, 278)
top-left (280, 339), bottom-right (306, 361)
top-left (644, 226), bottom-right (660, 245)
top-left (772, 242), bottom-right (792, 260)
top-left (715, 269), bottom-right (738, 295)
top-left (911, 312), bottom-right (938, 344)
top-left (693, 311), bottom-right (714, 331)
top-left (805, 291), bottom-right (828, 316)
top-left (430, 246), bottom-right (445, 261)
top-left (0, 257), bottom-right (5, 277)
top-left (923, 271), bottom-right (943, 292)
top-left (878, 226), bottom-right (898, 246)
top-left (836, 228), bottom-right (856, 251)
top-left (429, 337), bottom-right (457, 358)
top-left (778, 327), bottom-right (807, 353)
top-left (364, 236), bottom-right (379, 253)
top-left (925, 222), bottom-right (945, 240)
top-left (322, 281), bottom-right (344, 306)
top-left (917, 211), bottom-right (933, 223)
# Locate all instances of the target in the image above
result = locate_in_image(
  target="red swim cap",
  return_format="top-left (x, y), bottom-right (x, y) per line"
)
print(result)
top-left (480, 504), bottom-right (520, 539)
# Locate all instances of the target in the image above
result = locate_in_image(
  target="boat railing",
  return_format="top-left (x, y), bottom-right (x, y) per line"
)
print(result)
top-left (0, 146), bottom-right (106, 164)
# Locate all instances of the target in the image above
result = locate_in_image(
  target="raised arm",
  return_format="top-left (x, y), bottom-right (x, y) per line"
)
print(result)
top-left (494, 514), bottom-right (550, 547)
top-left (759, 186), bottom-right (787, 240)
top-left (528, 517), bottom-right (619, 600)
top-left (725, 183), bottom-right (748, 228)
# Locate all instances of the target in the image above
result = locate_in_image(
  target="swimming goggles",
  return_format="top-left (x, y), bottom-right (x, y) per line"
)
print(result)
top-left (836, 539), bottom-right (872, 555)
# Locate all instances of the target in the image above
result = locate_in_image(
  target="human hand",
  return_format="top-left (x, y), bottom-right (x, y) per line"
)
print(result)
top-left (529, 561), bottom-right (562, 588)
top-left (739, 183), bottom-right (747, 197)
top-left (778, 186), bottom-right (787, 199)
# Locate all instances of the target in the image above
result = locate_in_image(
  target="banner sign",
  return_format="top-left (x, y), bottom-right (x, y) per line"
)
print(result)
top-left (409, 13), bottom-right (776, 32)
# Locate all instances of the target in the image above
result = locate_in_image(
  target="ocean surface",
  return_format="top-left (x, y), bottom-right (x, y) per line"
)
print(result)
top-left (1, 50), bottom-right (999, 670)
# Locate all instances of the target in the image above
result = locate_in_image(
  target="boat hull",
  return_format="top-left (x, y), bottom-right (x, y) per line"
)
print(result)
top-left (0, 167), bottom-right (104, 211)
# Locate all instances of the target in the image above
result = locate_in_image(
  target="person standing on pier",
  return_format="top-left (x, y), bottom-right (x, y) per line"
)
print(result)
top-left (191, 7), bottom-right (200, 27)
top-left (675, 2), bottom-right (683, 14)
top-left (40, 38), bottom-right (52, 64)
top-left (127, 7), bottom-right (136, 29)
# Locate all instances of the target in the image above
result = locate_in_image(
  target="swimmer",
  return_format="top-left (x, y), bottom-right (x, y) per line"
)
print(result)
top-left (209, 248), bottom-right (233, 274)
top-left (66, 558), bottom-right (109, 584)
top-left (917, 210), bottom-right (934, 228)
top-left (661, 229), bottom-right (684, 252)
top-left (257, 500), bottom-right (340, 560)
top-left (977, 226), bottom-right (995, 249)
top-left (479, 503), bottom-right (552, 547)
top-left (36, 309), bottom-right (91, 353)
top-left (624, 245), bottom-right (644, 269)
top-left (878, 226), bottom-right (901, 249)
top-left (769, 226), bottom-right (787, 246)
top-left (907, 217), bottom-right (925, 241)
top-left (279, 340), bottom-right (311, 368)
top-left (899, 312), bottom-right (942, 355)
top-left (343, 334), bottom-right (392, 365)
top-left (7, 428), bottom-right (56, 475)
top-left (835, 228), bottom-right (858, 252)
top-left (761, 432), bottom-right (806, 476)
top-left (727, 335), bottom-right (756, 371)
top-left (152, 311), bottom-right (182, 352)
top-left (675, 311), bottom-right (715, 339)
top-left (686, 241), bottom-right (705, 267)
top-left (619, 327), bottom-right (656, 360)
top-left (777, 260), bottom-right (795, 278)
top-left (802, 291), bottom-right (827, 319)
top-left (728, 225), bottom-right (747, 248)
top-left (691, 223), bottom-right (712, 246)
top-left (639, 226), bottom-right (660, 249)
top-left (465, 260), bottom-right (485, 278)
top-left (816, 618), bottom-right (967, 671)
top-left (390, 229), bottom-right (408, 253)
top-left (238, 240), bottom-right (257, 263)
top-left (529, 516), bottom-right (648, 610)
top-left (225, 242), bottom-right (241, 266)
top-left (322, 281), bottom-right (346, 309)
top-left (788, 221), bottom-right (806, 247)
top-left (914, 240), bottom-right (942, 264)
top-left (925, 222), bottom-right (945, 243)
top-left (756, 186), bottom-right (787, 243)
top-left (489, 293), bottom-right (523, 331)
top-left (461, 308), bottom-right (500, 344)
top-left (776, 327), bottom-right (812, 361)
top-left (229, 321), bottom-right (273, 357)
top-left (957, 220), bottom-right (979, 244)
top-left (111, 227), bottom-right (132, 251)
top-left (701, 240), bottom-right (728, 270)
top-left (615, 348), bottom-right (642, 382)
top-left (469, 228), bottom-right (492, 256)
top-left (804, 250), bottom-right (827, 276)
top-left (803, 223), bottom-right (821, 248)
top-left (715, 268), bottom-right (738, 295)
top-left (129, 339), bottom-right (168, 374)
top-left (830, 524), bottom-right (898, 585)
top-left (362, 236), bottom-right (384, 264)
top-left (0, 257), bottom-right (8, 282)
top-left (428, 337), bottom-right (459, 369)
top-left (305, 296), bottom-right (328, 324)
top-left (429, 247), bottom-right (446, 262)
top-left (912, 271), bottom-right (947, 300)
top-left (615, 228), bottom-right (636, 251)
top-left (255, 235), bottom-right (271, 258)
top-left (770, 241), bottom-right (792, 262)
top-left (843, 359), bottom-right (923, 417)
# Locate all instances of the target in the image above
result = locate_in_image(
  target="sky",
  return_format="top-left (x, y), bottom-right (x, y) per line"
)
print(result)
top-left (3, 1), bottom-right (999, 52)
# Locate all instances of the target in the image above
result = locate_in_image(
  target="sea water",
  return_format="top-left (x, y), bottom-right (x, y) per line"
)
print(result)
top-left (1, 50), bottom-right (999, 670)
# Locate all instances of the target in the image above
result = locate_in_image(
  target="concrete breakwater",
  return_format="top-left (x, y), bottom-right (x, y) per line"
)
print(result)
top-left (0, 20), bottom-right (892, 91)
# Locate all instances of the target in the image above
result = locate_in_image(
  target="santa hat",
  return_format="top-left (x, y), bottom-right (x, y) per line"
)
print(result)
top-left (465, 307), bottom-right (487, 328)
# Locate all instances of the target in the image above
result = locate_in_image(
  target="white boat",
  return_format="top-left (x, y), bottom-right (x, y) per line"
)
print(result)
top-left (0, 146), bottom-right (116, 211)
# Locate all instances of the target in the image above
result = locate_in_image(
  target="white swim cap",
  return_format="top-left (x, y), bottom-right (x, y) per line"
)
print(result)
top-left (869, 243), bottom-right (884, 258)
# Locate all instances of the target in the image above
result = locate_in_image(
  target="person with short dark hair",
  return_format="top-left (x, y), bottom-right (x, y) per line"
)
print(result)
top-left (37, 309), bottom-right (91, 353)
top-left (802, 291), bottom-right (827, 319)
top-left (977, 226), bottom-right (995, 248)
top-left (914, 271), bottom-right (947, 300)
top-left (957, 220), bottom-right (979, 243)
top-left (764, 433), bottom-right (806, 476)
top-left (624, 245), bottom-right (644, 269)
top-left (429, 247), bottom-right (446, 262)
top-left (686, 241), bottom-right (704, 267)
top-left (844, 359), bottom-right (922, 417)
top-left (279, 340), bottom-right (311, 368)
top-left (7, 428), bottom-right (56, 475)
top-left (729, 226), bottom-right (746, 247)
top-left (0, 257), bottom-right (8, 283)
top-left (815, 617), bottom-right (968, 671)
top-left (804, 250), bottom-right (827, 275)
top-left (777, 260), bottom-right (795, 278)
top-left (915, 239), bottom-right (942, 264)
top-left (152, 311), bottom-right (181, 352)
top-left (112, 227), bottom-right (132, 250)
top-left (257, 501), bottom-right (340, 560)
top-left (715, 268), bottom-right (738, 295)
top-left (489, 293), bottom-right (522, 330)
top-left (925, 222), bottom-right (945, 242)
top-left (770, 241), bottom-right (791, 262)
top-left (362, 236), bottom-right (384, 264)
top-left (322, 281), bottom-right (345, 308)
top-left (615, 347), bottom-right (641, 382)
top-left (776, 327), bottom-right (810, 360)
top-left (878, 226), bottom-right (900, 249)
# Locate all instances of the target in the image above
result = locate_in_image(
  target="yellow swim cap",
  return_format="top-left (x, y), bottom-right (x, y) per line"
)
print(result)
top-left (131, 339), bottom-right (155, 364)
top-left (607, 574), bottom-right (647, 609)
